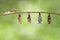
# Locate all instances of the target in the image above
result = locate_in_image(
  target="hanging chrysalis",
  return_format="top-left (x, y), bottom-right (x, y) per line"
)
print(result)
top-left (48, 13), bottom-right (51, 24)
top-left (27, 12), bottom-right (31, 23)
top-left (18, 12), bottom-right (22, 24)
top-left (38, 12), bottom-right (42, 24)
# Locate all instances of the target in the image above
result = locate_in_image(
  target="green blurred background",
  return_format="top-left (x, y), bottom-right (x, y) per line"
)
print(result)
top-left (0, 0), bottom-right (60, 40)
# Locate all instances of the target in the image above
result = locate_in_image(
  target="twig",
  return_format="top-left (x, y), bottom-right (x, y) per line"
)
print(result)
top-left (0, 12), bottom-right (60, 16)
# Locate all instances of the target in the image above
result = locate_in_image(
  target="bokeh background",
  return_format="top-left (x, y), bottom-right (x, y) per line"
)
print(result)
top-left (0, 0), bottom-right (60, 40)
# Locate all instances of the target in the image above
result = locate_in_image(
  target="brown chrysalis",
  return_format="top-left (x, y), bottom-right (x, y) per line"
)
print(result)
top-left (27, 12), bottom-right (31, 23)
top-left (18, 12), bottom-right (22, 24)
top-left (48, 13), bottom-right (51, 24)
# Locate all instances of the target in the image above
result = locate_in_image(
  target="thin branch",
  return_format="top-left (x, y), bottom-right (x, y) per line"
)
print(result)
top-left (0, 12), bottom-right (60, 16)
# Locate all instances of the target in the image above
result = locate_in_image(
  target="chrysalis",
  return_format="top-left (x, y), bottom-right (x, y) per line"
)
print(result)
top-left (27, 12), bottom-right (31, 23)
top-left (48, 13), bottom-right (51, 24)
top-left (18, 12), bottom-right (22, 24)
top-left (38, 12), bottom-right (42, 24)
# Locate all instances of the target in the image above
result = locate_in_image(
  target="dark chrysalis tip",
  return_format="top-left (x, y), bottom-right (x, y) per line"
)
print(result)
top-left (39, 12), bottom-right (41, 16)
top-left (38, 12), bottom-right (42, 24)
top-left (18, 13), bottom-right (21, 19)
top-left (19, 14), bottom-right (21, 17)
top-left (18, 13), bottom-right (22, 24)
top-left (27, 13), bottom-right (31, 23)
top-left (27, 15), bottom-right (30, 19)
top-left (48, 13), bottom-right (51, 24)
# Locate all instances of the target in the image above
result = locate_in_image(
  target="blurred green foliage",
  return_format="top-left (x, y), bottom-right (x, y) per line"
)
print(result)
top-left (0, 0), bottom-right (60, 40)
